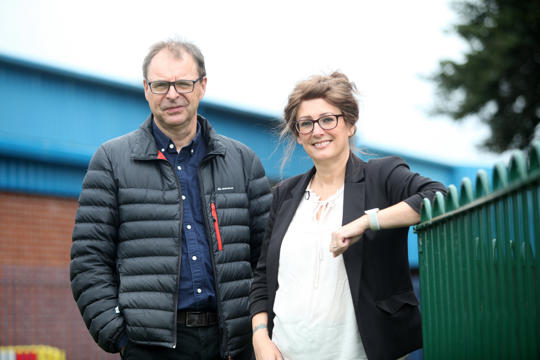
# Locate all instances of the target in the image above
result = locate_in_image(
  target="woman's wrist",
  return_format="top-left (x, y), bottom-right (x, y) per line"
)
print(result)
top-left (251, 323), bottom-right (268, 339)
top-left (252, 323), bottom-right (268, 335)
top-left (344, 216), bottom-right (370, 245)
top-left (358, 215), bottom-right (370, 234)
top-left (364, 208), bottom-right (381, 230)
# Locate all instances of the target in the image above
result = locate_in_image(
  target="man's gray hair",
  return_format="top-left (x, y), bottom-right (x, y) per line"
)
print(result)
top-left (142, 39), bottom-right (206, 79)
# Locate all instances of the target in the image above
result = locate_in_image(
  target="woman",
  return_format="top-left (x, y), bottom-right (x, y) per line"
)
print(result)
top-left (249, 72), bottom-right (446, 360)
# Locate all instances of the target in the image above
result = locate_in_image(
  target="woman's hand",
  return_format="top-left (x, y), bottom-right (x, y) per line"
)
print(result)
top-left (252, 312), bottom-right (282, 360)
top-left (330, 202), bottom-right (421, 257)
top-left (253, 329), bottom-right (283, 360)
top-left (330, 215), bottom-right (369, 257)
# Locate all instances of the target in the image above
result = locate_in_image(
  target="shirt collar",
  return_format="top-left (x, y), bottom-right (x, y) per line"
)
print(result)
top-left (152, 118), bottom-right (203, 154)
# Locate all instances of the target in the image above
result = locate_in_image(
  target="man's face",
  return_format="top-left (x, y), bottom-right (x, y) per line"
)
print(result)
top-left (143, 49), bottom-right (206, 132)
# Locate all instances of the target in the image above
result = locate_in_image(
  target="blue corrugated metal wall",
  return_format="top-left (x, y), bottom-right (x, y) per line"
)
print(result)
top-left (0, 53), bottom-right (488, 267)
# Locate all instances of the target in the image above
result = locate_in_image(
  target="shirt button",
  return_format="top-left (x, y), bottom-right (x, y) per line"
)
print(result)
top-left (192, 255), bottom-right (197, 261)
top-left (197, 288), bottom-right (202, 294)
top-left (161, 148), bottom-right (165, 152)
top-left (169, 144), bottom-right (174, 149)
top-left (177, 165), bottom-right (182, 171)
top-left (181, 195), bottom-right (186, 200)
top-left (186, 224), bottom-right (192, 230)
top-left (190, 149), bottom-right (194, 154)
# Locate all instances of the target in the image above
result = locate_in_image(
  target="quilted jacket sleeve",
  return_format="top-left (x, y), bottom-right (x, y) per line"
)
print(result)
top-left (70, 145), bottom-right (125, 353)
top-left (246, 152), bottom-right (272, 269)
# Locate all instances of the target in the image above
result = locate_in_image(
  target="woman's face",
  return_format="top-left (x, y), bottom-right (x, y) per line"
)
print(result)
top-left (295, 98), bottom-right (354, 164)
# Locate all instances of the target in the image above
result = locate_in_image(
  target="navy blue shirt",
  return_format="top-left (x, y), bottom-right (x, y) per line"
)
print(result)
top-left (152, 119), bottom-right (217, 311)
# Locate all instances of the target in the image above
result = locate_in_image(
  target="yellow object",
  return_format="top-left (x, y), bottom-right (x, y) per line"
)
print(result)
top-left (0, 345), bottom-right (66, 360)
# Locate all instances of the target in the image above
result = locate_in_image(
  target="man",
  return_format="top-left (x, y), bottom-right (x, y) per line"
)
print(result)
top-left (70, 39), bottom-right (272, 360)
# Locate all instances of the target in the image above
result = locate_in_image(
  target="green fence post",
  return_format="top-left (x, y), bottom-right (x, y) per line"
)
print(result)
top-left (475, 170), bottom-right (489, 358)
top-left (509, 152), bottom-right (529, 359)
top-left (492, 162), bottom-right (510, 359)
top-left (459, 178), bottom-right (474, 358)
top-left (446, 186), bottom-right (463, 357)
top-left (418, 198), bottom-right (433, 359)
top-left (433, 191), bottom-right (447, 358)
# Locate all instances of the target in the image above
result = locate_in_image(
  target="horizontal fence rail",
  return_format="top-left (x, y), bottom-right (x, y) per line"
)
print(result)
top-left (415, 140), bottom-right (540, 360)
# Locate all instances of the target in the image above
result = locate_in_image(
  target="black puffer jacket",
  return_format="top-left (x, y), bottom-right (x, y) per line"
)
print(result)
top-left (70, 115), bottom-right (272, 357)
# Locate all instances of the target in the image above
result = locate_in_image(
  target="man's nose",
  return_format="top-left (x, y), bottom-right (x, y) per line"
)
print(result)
top-left (166, 84), bottom-right (180, 99)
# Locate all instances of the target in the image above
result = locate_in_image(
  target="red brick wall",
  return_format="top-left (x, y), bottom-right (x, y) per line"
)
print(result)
top-left (0, 191), bottom-right (116, 360)
top-left (0, 192), bottom-right (76, 266)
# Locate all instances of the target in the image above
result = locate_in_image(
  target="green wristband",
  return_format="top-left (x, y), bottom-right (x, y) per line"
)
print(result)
top-left (252, 323), bottom-right (267, 334)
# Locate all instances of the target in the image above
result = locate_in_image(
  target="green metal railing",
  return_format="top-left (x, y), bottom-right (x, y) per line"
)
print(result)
top-left (415, 140), bottom-right (540, 360)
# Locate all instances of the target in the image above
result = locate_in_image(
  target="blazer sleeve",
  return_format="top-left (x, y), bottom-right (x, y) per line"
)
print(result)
top-left (370, 156), bottom-right (447, 213)
top-left (70, 145), bottom-right (125, 353)
top-left (249, 183), bottom-right (279, 318)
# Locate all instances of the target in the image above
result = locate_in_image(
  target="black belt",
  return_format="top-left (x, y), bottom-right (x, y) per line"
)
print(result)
top-left (177, 311), bottom-right (218, 327)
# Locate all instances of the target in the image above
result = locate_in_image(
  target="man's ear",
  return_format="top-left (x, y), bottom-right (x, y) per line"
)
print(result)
top-left (143, 79), bottom-right (150, 101)
top-left (198, 77), bottom-right (207, 99)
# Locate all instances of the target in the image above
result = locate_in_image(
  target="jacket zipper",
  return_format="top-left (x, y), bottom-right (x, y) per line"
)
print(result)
top-left (210, 199), bottom-right (223, 251)
top-left (198, 163), bottom-right (229, 358)
top-left (159, 156), bottom-right (183, 349)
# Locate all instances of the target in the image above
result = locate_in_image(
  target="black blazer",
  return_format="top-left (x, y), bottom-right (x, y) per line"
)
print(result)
top-left (249, 153), bottom-right (446, 360)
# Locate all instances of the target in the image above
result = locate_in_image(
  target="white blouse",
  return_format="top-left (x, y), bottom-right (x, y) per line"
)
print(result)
top-left (272, 184), bottom-right (367, 360)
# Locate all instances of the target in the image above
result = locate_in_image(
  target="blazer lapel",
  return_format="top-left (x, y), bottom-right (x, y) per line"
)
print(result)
top-left (266, 168), bottom-right (315, 287)
top-left (342, 154), bottom-right (366, 308)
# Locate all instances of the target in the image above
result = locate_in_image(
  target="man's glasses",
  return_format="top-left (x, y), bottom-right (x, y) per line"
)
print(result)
top-left (147, 75), bottom-right (205, 94)
top-left (295, 114), bottom-right (343, 134)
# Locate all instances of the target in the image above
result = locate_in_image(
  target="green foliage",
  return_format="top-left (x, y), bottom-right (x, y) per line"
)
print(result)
top-left (432, 0), bottom-right (540, 152)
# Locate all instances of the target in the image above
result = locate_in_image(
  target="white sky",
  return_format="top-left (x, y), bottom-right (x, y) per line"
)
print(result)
top-left (0, 0), bottom-right (508, 165)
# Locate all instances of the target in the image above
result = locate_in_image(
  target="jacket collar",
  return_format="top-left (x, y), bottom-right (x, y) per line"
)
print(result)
top-left (198, 114), bottom-right (226, 157)
top-left (132, 114), bottom-right (226, 160)
top-left (344, 152), bottom-right (366, 184)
